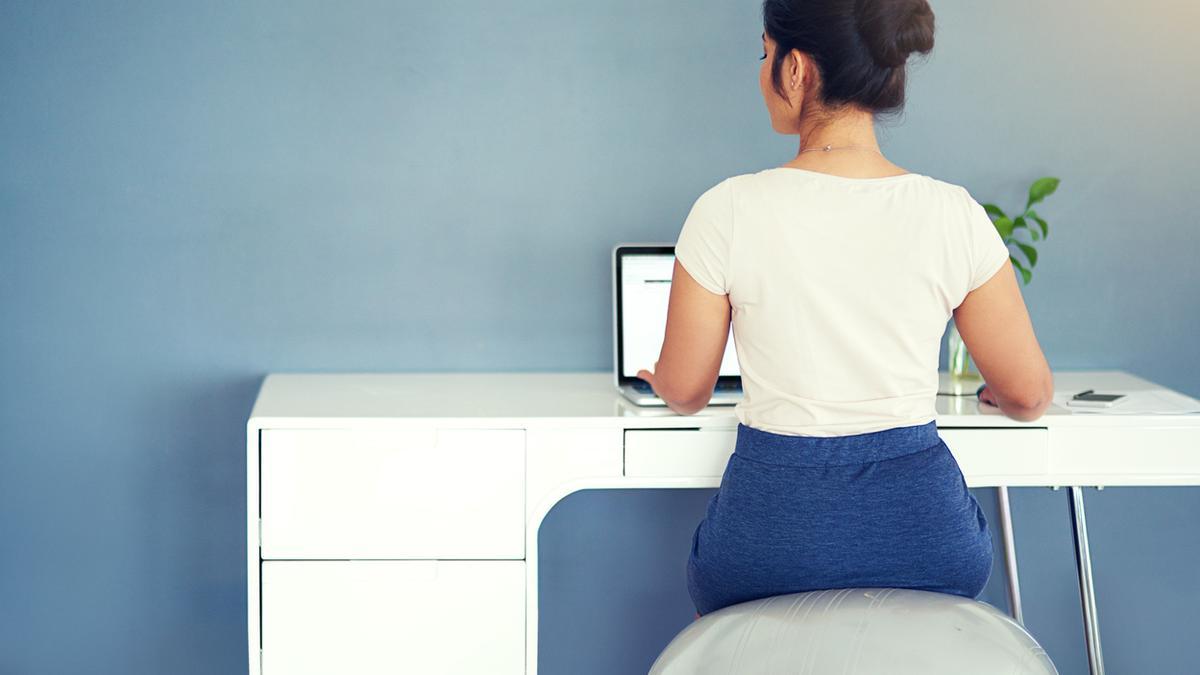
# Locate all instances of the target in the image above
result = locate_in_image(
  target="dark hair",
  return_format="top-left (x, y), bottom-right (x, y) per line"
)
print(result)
top-left (763, 0), bottom-right (935, 115)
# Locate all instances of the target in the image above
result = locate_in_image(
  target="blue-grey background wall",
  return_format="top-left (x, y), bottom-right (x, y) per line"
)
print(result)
top-left (2, 1), bottom-right (1197, 673)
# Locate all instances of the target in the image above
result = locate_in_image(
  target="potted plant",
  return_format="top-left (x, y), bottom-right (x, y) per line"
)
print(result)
top-left (948, 176), bottom-right (1060, 380)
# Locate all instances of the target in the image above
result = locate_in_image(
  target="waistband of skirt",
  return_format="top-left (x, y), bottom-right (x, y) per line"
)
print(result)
top-left (734, 421), bottom-right (940, 467)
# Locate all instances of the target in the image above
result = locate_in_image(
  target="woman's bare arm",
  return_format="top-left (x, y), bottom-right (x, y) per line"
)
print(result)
top-left (953, 260), bottom-right (1054, 421)
top-left (636, 260), bottom-right (731, 414)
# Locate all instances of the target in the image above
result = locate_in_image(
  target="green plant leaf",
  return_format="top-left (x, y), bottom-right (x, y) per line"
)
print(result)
top-left (1012, 215), bottom-right (1040, 241)
top-left (1015, 242), bottom-right (1039, 267)
top-left (994, 216), bottom-right (1015, 240)
top-left (1025, 177), bottom-right (1060, 210)
top-left (1010, 255), bottom-right (1033, 284)
top-left (982, 203), bottom-right (1007, 220)
top-left (1027, 209), bottom-right (1049, 238)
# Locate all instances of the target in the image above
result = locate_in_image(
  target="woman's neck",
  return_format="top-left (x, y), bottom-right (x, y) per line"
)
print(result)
top-left (796, 107), bottom-right (880, 153)
top-left (784, 108), bottom-right (906, 178)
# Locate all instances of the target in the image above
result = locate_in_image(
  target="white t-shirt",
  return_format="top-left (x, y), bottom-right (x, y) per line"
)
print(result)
top-left (674, 167), bottom-right (1010, 437)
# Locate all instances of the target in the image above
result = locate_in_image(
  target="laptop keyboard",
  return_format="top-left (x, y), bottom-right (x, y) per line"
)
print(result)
top-left (631, 380), bottom-right (741, 393)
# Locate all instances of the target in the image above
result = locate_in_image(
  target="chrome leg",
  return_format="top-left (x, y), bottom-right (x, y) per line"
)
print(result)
top-left (995, 486), bottom-right (1024, 625)
top-left (1069, 486), bottom-right (1105, 675)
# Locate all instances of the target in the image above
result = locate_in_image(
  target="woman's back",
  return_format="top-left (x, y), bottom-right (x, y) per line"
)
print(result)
top-left (676, 167), bottom-right (1009, 436)
top-left (645, 0), bottom-right (1057, 625)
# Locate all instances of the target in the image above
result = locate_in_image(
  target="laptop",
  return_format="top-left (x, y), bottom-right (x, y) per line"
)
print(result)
top-left (612, 244), bottom-right (742, 406)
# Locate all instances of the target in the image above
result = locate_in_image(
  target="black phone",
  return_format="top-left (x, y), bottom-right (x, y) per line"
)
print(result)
top-left (1073, 393), bottom-right (1124, 402)
top-left (1067, 391), bottom-right (1126, 408)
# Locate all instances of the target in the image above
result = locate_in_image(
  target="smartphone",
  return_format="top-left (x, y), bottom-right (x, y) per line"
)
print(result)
top-left (1067, 392), bottom-right (1125, 408)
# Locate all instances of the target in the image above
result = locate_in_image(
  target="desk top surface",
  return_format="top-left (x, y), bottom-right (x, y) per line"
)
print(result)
top-left (248, 370), bottom-right (1200, 430)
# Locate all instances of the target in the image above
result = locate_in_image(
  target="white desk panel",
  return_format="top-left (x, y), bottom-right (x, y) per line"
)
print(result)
top-left (260, 428), bottom-right (525, 560)
top-left (248, 370), bottom-right (1198, 430)
top-left (939, 429), bottom-right (1049, 487)
top-left (262, 560), bottom-right (524, 675)
top-left (624, 428), bottom-right (738, 477)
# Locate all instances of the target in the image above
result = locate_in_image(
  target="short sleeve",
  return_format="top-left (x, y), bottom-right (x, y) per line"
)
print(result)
top-left (675, 179), bottom-right (733, 295)
top-left (963, 190), bottom-right (1010, 292)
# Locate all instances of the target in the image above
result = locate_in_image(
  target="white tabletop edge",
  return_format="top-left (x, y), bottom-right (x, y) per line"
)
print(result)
top-left (246, 370), bottom-right (1200, 430)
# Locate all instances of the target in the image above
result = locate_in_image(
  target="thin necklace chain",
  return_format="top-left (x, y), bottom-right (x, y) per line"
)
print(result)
top-left (796, 143), bottom-right (883, 156)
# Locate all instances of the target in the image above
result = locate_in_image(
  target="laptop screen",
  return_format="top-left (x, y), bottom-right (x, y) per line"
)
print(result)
top-left (618, 250), bottom-right (739, 379)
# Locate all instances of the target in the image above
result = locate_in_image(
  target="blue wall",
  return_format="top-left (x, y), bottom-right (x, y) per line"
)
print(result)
top-left (2, 1), bottom-right (1197, 674)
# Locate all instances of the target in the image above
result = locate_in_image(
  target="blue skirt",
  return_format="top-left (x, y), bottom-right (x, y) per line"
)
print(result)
top-left (686, 421), bottom-right (993, 616)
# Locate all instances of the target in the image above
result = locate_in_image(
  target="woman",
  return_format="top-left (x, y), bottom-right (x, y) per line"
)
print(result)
top-left (636, 0), bottom-right (1053, 618)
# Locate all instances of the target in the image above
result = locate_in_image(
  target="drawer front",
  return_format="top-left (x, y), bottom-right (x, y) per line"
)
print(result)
top-left (261, 428), bottom-right (524, 559)
top-left (624, 427), bottom-right (1048, 486)
top-left (940, 429), bottom-right (1049, 485)
top-left (624, 428), bottom-right (737, 478)
top-left (1050, 427), bottom-right (1200, 481)
top-left (261, 560), bottom-right (524, 675)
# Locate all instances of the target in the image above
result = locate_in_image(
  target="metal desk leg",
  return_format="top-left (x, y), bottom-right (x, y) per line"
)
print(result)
top-left (995, 486), bottom-right (1024, 625)
top-left (1069, 486), bottom-right (1105, 675)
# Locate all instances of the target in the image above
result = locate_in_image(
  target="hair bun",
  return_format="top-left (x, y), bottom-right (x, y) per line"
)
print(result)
top-left (855, 0), bottom-right (935, 68)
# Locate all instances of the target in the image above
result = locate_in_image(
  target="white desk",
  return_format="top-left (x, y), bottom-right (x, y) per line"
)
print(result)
top-left (246, 371), bottom-right (1200, 675)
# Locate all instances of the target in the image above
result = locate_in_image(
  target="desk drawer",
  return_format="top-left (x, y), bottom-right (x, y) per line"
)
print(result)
top-left (260, 428), bottom-right (524, 559)
top-left (624, 427), bottom-right (1048, 486)
top-left (940, 428), bottom-right (1048, 485)
top-left (262, 560), bottom-right (524, 675)
top-left (1050, 427), bottom-right (1200, 480)
top-left (624, 428), bottom-right (737, 477)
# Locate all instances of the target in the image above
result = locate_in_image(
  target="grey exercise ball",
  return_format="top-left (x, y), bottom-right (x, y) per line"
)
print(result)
top-left (650, 589), bottom-right (1057, 675)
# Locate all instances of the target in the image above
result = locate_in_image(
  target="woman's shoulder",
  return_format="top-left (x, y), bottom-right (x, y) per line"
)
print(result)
top-left (916, 174), bottom-right (978, 199)
top-left (692, 168), bottom-right (980, 212)
top-left (760, 166), bottom-right (969, 187)
top-left (688, 171), bottom-right (777, 207)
